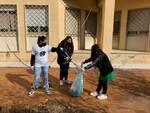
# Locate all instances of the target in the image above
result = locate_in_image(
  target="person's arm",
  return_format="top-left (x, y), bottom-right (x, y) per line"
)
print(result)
top-left (30, 46), bottom-right (36, 66)
top-left (58, 47), bottom-right (68, 58)
top-left (30, 54), bottom-right (35, 66)
top-left (51, 47), bottom-right (58, 52)
top-left (84, 55), bottom-right (102, 70)
top-left (83, 58), bottom-right (92, 64)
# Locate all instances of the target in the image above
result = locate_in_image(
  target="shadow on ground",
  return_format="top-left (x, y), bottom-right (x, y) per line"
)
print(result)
top-left (5, 73), bottom-right (31, 91)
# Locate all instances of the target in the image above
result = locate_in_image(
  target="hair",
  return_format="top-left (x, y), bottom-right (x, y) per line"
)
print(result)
top-left (37, 36), bottom-right (46, 43)
top-left (91, 44), bottom-right (103, 59)
top-left (59, 36), bottom-right (74, 55)
top-left (91, 44), bottom-right (99, 51)
top-left (63, 36), bottom-right (73, 43)
top-left (61, 36), bottom-right (73, 47)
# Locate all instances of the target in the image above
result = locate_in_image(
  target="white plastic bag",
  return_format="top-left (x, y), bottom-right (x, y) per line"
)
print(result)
top-left (70, 67), bottom-right (84, 96)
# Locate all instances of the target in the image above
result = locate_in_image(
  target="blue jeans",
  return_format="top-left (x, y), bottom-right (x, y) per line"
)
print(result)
top-left (33, 66), bottom-right (49, 91)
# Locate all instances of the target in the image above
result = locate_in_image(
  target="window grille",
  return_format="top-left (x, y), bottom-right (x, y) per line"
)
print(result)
top-left (25, 5), bottom-right (48, 37)
top-left (0, 5), bottom-right (17, 37)
top-left (65, 8), bottom-right (81, 37)
top-left (127, 8), bottom-right (150, 35)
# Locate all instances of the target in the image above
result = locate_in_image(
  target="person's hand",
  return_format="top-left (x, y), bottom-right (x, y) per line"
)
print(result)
top-left (81, 66), bottom-right (85, 71)
top-left (31, 66), bottom-right (34, 71)
top-left (84, 66), bottom-right (88, 70)
top-left (80, 62), bottom-right (84, 67)
top-left (65, 57), bottom-right (70, 61)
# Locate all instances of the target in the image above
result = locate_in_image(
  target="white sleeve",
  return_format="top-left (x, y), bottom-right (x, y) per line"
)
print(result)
top-left (47, 45), bottom-right (52, 52)
top-left (31, 46), bottom-right (36, 55)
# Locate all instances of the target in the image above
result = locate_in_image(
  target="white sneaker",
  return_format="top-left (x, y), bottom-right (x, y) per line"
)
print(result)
top-left (28, 89), bottom-right (35, 96)
top-left (90, 91), bottom-right (99, 97)
top-left (97, 94), bottom-right (108, 100)
top-left (45, 90), bottom-right (50, 94)
top-left (65, 80), bottom-right (72, 84)
top-left (59, 80), bottom-right (63, 86)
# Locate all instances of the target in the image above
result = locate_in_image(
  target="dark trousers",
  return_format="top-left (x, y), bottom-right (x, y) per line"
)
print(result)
top-left (59, 63), bottom-right (69, 80)
top-left (96, 79), bottom-right (108, 94)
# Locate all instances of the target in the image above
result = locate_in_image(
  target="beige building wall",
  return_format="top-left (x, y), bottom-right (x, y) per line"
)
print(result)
top-left (115, 0), bottom-right (150, 50)
top-left (112, 0), bottom-right (150, 65)
top-left (0, 0), bottom-right (60, 64)
top-left (97, 0), bottom-right (115, 54)
top-left (1, 0), bottom-right (150, 67)
top-left (0, 0), bottom-right (99, 67)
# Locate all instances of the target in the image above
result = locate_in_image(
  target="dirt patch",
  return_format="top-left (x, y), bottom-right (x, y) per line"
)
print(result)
top-left (0, 99), bottom-right (98, 113)
top-left (111, 69), bottom-right (150, 98)
top-left (0, 68), bottom-right (150, 113)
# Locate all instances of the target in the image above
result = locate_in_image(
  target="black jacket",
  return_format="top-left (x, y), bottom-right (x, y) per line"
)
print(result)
top-left (84, 51), bottom-right (113, 76)
top-left (56, 42), bottom-right (73, 65)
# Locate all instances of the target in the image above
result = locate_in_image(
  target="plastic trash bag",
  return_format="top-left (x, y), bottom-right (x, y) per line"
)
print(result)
top-left (70, 67), bottom-right (84, 96)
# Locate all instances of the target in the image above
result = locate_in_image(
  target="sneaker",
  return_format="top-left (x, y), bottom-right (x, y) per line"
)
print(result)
top-left (59, 80), bottom-right (63, 86)
top-left (90, 91), bottom-right (99, 97)
top-left (45, 90), bottom-right (50, 94)
top-left (65, 80), bottom-right (72, 84)
top-left (97, 94), bottom-right (108, 100)
top-left (28, 89), bottom-right (35, 96)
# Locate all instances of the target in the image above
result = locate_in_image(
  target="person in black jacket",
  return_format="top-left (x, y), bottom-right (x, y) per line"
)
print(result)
top-left (55, 36), bottom-right (74, 86)
top-left (82, 44), bottom-right (114, 100)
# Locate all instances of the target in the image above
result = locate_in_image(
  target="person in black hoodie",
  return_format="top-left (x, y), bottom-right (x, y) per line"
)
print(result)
top-left (55, 36), bottom-right (74, 86)
top-left (82, 44), bottom-right (114, 100)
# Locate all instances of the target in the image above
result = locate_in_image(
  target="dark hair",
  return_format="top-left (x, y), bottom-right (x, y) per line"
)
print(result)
top-left (63, 36), bottom-right (72, 43)
top-left (60, 36), bottom-right (74, 47)
top-left (59, 36), bottom-right (74, 55)
top-left (37, 36), bottom-right (46, 43)
top-left (91, 44), bottom-right (103, 59)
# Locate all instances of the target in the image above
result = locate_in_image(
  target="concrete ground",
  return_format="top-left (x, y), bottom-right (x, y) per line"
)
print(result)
top-left (0, 67), bottom-right (150, 113)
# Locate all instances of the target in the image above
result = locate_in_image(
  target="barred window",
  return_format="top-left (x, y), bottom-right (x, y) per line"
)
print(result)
top-left (0, 5), bottom-right (17, 37)
top-left (85, 12), bottom-right (97, 37)
top-left (65, 8), bottom-right (81, 37)
top-left (0, 5), bottom-right (18, 52)
top-left (127, 8), bottom-right (150, 35)
top-left (25, 5), bottom-right (48, 37)
top-left (25, 5), bottom-right (49, 51)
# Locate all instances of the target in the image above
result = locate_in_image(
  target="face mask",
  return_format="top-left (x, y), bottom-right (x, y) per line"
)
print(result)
top-left (42, 43), bottom-right (46, 46)
top-left (66, 42), bottom-right (72, 46)
top-left (38, 44), bottom-right (43, 47)
top-left (38, 43), bottom-right (46, 47)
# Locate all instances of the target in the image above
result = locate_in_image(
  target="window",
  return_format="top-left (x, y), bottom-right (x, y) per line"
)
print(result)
top-left (0, 5), bottom-right (17, 37)
top-left (85, 12), bottom-right (97, 37)
top-left (85, 11), bottom-right (97, 49)
top-left (0, 5), bottom-right (18, 52)
top-left (113, 11), bottom-right (121, 35)
top-left (126, 8), bottom-right (150, 52)
top-left (25, 5), bottom-right (48, 51)
top-left (25, 5), bottom-right (48, 36)
top-left (127, 9), bottom-right (150, 35)
top-left (65, 8), bottom-right (81, 37)
top-left (113, 11), bottom-right (121, 49)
